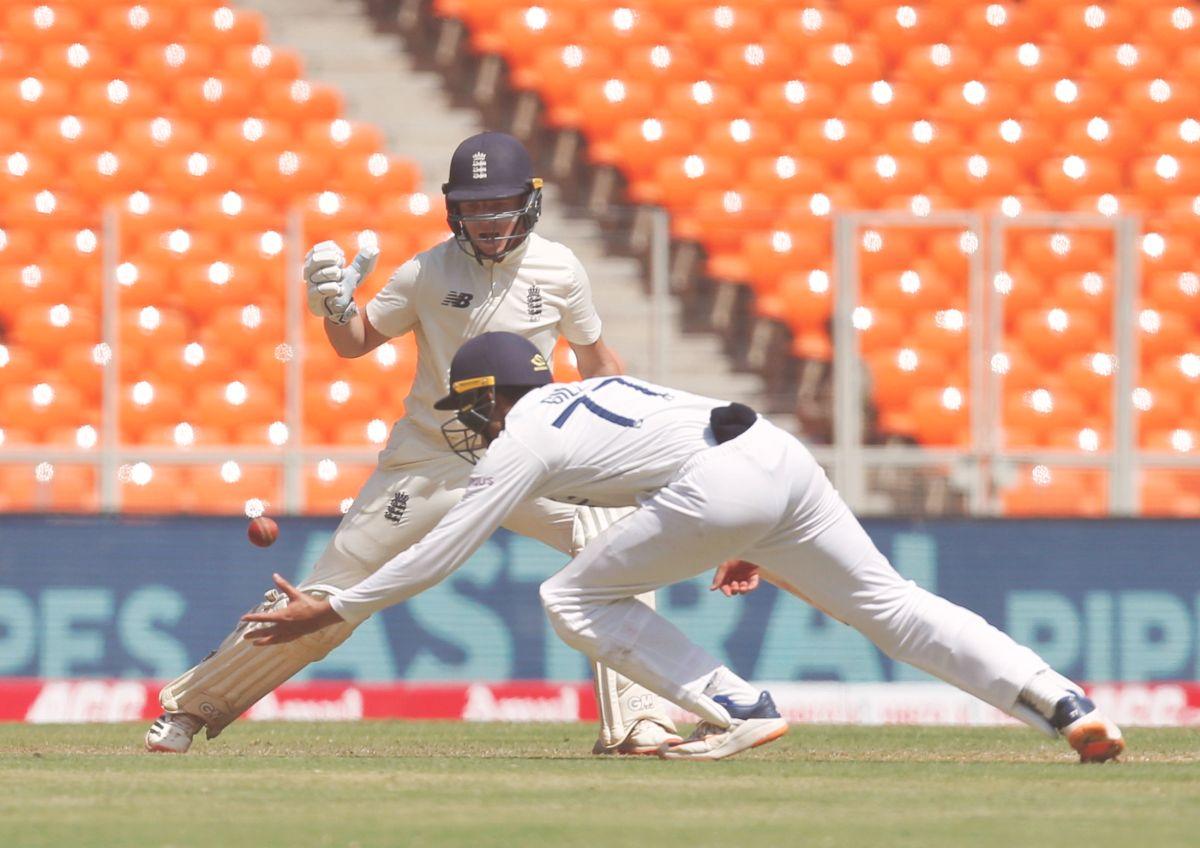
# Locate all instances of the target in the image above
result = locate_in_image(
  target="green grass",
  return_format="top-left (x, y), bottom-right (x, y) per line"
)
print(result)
top-left (1, 722), bottom-right (1198, 848)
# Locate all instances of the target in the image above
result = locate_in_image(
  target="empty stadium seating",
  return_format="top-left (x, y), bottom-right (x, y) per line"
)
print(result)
top-left (429, 0), bottom-right (1200, 516)
top-left (5, 1), bottom-right (1200, 516)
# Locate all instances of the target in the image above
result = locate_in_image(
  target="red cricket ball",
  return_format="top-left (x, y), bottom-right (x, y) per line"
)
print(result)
top-left (247, 516), bottom-right (279, 548)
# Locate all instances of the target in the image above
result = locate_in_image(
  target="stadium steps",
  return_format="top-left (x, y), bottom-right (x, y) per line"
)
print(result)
top-left (237, 0), bottom-right (770, 407)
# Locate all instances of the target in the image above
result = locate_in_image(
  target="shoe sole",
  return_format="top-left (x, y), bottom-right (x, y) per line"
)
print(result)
top-left (593, 735), bottom-right (685, 756)
top-left (658, 719), bottom-right (788, 761)
top-left (1068, 720), bottom-right (1125, 763)
top-left (144, 741), bottom-right (188, 754)
top-left (618, 736), bottom-right (684, 756)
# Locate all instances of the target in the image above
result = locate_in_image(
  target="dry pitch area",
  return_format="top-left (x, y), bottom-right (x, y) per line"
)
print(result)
top-left (1, 722), bottom-right (1197, 848)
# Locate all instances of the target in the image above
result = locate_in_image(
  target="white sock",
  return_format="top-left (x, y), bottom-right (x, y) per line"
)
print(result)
top-left (702, 666), bottom-right (761, 705)
top-left (1018, 668), bottom-right (1084, 719)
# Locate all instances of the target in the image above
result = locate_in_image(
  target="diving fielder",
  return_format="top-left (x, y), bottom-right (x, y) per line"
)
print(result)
top-left (145, 132), bottom-right (681, 755)
top-left (242, 331), bottom-right (1126, 763)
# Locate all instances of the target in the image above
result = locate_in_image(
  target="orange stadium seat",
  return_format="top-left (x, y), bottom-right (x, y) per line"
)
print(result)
top-left (250, 148), bottom-right (335, 202)
top-left (1, 380), bottom-right (90, 436)
top-left (0, 343), bottom-right (40, 387)
top-left (146, 340), bottom-right (237, 386)
top-left (132, 42), bottom-right (221, 89)
top-left (333, 151), bottom-right (421, 198)
top-left (510, 43), bottom-right (617, 104)
top-left (1016, 307), bottom-right (1103, 368)
top-left (184, 7), bottom-right (267, 49)
top-left (864, 264), bottom-right (954, 317)
top-left (120, 378), bottom-right (187, 442)
top-left (846, 154), bottom-right (931, 207)
top-left (471, 4), bottom-right (582, 65)
top-left (0, 43), bottom-right (35, 79)
top-left (97, 3), bottom-right (182, 49)
top-left (912, 385), bottom-right (970, 447)
top-left (170, 74), bottom-right (256, 121)
top-left (219, 43), bottom-right (304, 84)
top-left (792, 118), bottom-right (875, 171)
top-left (866, 346), bottom-right (950, 410)
top-left (118, 463), bottom-right (193, 513)
top-left (1002, 466), bottom-right (1107, 517)
top-left (6, 4), bottom-right (86, 45)
top-left (896, 43), bottom-right (985, 92)
top-left (118, 115), bottom-right (205, 158)
top-left (302, 461), bottom-right (373, 515)
top-left (581, 6), bottom-right (667, 51)
top-left (958, 3), bottom-right (1042, 47)
top-left (257, 78), bottom-right (343, 126)
top-left (36, 42), bottom-right (121, 87)
top-left (770, 5), bottom-right (852, 50)
top-left (1053, 4), bottom-right (1137, 58)
top-left (187, 463), bottom-right (282, 515)
top-left (0, 76), bottom-right (71, 127)
top-left (192, 377), bottom-right (280, 431)
top-left (1084, 43), bottom-right (1169, 86)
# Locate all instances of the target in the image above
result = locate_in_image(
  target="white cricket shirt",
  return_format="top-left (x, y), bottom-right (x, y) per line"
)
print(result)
top-left (330, 376), bottom-right (735, 622)
top-left (364, 233), bottom-right (604, 455)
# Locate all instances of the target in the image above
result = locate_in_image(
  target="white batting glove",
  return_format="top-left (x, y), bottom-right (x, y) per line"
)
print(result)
top-left (303, 240), bottom-right (380, 324)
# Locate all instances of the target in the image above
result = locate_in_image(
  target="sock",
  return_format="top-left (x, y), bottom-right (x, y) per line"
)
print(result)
top-left (1018, 668), bottom-right (1084, 719)
top-left (702, 666), bottom-right (761, 705)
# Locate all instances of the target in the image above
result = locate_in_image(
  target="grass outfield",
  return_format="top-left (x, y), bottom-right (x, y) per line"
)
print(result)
top-left (1, 723), bottom-right (1198, 848)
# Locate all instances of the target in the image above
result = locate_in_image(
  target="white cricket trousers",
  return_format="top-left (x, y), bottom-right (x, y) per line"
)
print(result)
top-left (539, 419), bottom-right (1049, 726)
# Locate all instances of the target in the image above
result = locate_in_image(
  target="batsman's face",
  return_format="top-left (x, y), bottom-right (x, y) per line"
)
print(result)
top-left (457, 195), bottom-right (525, 259)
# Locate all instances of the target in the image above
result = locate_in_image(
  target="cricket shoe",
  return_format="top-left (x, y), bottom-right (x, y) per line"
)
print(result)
top-left (657, 692), bottom-right (788, 761)
top-left (593, 719), bottom-right (684, 756)
top-left (1052, 694), bottom-right (1124, 763)
top-left (145, 712), bottom-right (205, 753)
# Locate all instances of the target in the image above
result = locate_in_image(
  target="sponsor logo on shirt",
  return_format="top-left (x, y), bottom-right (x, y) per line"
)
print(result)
top-left (467, 476), bottom-right (494, 490)
top-left (526, 284), bottom-right (543, 320)
top-left (384, 491), bottom-right (409, 525)
top-left (441, 291), bottom-right (474, 308)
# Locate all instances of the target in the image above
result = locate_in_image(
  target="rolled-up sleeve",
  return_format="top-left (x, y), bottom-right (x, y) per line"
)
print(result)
top-left (558, 253), bottom-right (602, 346)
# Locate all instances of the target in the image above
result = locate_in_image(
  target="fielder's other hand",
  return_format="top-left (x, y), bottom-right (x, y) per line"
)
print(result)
top-left (710, 560), bottom-right (761, 597)
top-left (241, 573), bottom-right (344, 645)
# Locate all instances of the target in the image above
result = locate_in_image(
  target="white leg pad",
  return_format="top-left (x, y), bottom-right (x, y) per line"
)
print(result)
top-left (591, 590), bottom-right (680, 750)
top-left (158, 587), bottom-right (357, 738)
top-left (571, 507), bottom-right (679, 749)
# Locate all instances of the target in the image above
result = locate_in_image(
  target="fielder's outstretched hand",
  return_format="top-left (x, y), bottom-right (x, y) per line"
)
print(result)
top-left (241, 573), bottom-right (344, 645)
top-left (709, 560), bottom-right (761, 597)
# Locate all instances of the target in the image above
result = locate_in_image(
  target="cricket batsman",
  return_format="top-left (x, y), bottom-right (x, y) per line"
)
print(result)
top-left (145, 132), bottom-right (682, 755)
top-left (241, 331), bottom-right (1126, 764)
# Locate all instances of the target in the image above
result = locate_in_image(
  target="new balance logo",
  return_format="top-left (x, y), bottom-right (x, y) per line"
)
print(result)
top-left (384, 491), bottom-right (409, 525)
top-left (472, 151), bottom-right (487, 179)
top-left (441, 291), bottom-right (474, 308)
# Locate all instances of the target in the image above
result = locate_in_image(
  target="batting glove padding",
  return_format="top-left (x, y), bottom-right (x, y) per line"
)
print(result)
top-left (303, 240), bottom-right (379, 324)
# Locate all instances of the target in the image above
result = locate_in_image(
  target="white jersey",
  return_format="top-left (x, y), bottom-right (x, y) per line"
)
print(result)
top-left (364, 233), bottom-right (603, 455)
top-left (331, 376), bottom-right (740, 622)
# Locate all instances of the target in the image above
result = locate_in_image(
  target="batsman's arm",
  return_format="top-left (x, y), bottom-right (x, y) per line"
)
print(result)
top-left (571, 336), bottom-right (623, 378)
top-left (324, 308), bottom-right (391, 359)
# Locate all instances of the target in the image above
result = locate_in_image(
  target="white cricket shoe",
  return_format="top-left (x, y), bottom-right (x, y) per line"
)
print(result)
top-left (593, 718), bottom-right (684, 756)
top-left (658, 692), bottom-right (788, 761)
top-left (1051, 694), bottom-right (1125, 763)
top-left (145, 712), bottom-right (205, 753)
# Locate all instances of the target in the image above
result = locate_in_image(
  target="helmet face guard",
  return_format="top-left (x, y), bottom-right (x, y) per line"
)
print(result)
top-left (446, 182), bottom-right (542, 264)
top-left (439, 387), bottom-right (495, 464)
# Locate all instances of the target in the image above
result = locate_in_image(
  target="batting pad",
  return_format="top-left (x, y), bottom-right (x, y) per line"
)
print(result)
top-left (159, 587), bottom-right (357, 738)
